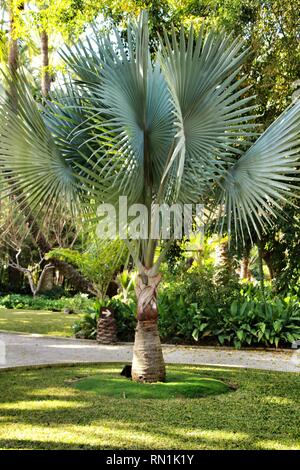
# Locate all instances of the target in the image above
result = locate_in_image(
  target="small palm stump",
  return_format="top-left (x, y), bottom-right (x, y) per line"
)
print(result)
top-left (96, 307), bottom-right (118, 344)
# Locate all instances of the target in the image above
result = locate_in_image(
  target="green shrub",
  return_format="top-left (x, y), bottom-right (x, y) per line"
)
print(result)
top-left (157, 268), bottom-right (300, 348)
top-left (0, 293), bottom-right (93, 312)
top-left (158, 288), bottom-right (197, 342)
top-left (110, 296), bottom-right (137, 341)
top-left (157, 264), bottom-right (240, 343)
top-left (3, 273), bottom-right (299, 349)
top-left (73, 296), bottom-right (136, 341)
top-left (73, 312), bottom-right (99, 339)
top-left (192, 297), bottom-right (300, 348)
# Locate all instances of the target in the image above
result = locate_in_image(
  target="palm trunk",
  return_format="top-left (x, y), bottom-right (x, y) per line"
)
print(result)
top-left (240, 246), bottom-right (251, 280)
top-left (240, 255), bottom-right (250, 280)
top-left (8, 2), bottom-right (24, 73)
top-left (257, 239), bottom-right (265, 301)
top-left (8, 7), bottom-right (18, 73)
top-left (8, 34), bottom-right (18, 73)
top-left (132, 270), bottom-right (165, 383)
top-left (41, 30), bottom-right (51, 97)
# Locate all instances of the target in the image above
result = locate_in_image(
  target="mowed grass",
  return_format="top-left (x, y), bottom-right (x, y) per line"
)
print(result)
top-left (0, 309), bottom-right (82, 337)
top-left (73, 371), bottom-right (230, 399)
top-left (0, 363), bottom-right (299, 450)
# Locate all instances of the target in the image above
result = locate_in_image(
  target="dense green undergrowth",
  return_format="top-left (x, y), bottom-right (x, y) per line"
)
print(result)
top-left (1, 266), bottom-right (300, 348)
top-left (72, 277), bottom-right (300, 348)
top-left (0, 293), bottom-right (92, 312)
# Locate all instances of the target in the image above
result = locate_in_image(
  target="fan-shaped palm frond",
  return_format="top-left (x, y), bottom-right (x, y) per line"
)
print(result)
top-left (0, 75), bottom-right (77, 219)
top-left (219, 100), bottom-right (300, 241)
top-left (58, 17), bottom-right (258, 209)
top-left (60, 14), bottom-right (175, 207)
top-left (0, 12), bottom-right (299, 271)
top-left (158, 25), bottom-right (259, 202)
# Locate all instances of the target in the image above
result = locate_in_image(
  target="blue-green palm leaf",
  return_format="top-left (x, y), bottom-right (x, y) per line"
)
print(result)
top-left (0, 12), bottom-right (299, 269)
top-left (60, 16), bottom-right (175, 206)
top-left (158, 25), bottom-right (259, 202)
top-left (219, 100), bottom-right (300, 239)
top-left (0, 77), bottom-right (77, 217)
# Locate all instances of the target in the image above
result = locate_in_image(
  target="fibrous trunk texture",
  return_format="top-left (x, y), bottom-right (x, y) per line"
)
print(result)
top-left (132, 271), bottom-right (165, 383)
top-left (97, 307), bottom-right (117, 344)
top-left (217, 241), bottom-right (232, 271)
top-left (240, 256), bottom-right (250, 280)
top-left (8, 6), bottom-right (19, 73)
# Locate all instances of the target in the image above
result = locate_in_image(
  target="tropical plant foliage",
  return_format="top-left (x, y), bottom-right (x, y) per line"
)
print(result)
top-left (46, 239), bottom-right (127, 299)
top-left (0, 13), bottom-right (299, 274)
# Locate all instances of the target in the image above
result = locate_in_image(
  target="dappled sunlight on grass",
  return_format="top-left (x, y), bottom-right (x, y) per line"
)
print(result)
top-left (0, 400), bottom-right (87, 411)
top-left (29, 387), bottom-right (82, 398)
top-left (0, 422), bottom-right (175, 449)
top-left (262, 396), bottom-right (295, 405)
top-left (165, 428), bottom-right (250, 442)
top-left (0, 363), bottom-right (299, 449)
top-left (256, 440), bottom-right (300, 450)
top-left (0, 309), bottom-right (83, 337)
top-left (0, 419), bottom-right (253, 450)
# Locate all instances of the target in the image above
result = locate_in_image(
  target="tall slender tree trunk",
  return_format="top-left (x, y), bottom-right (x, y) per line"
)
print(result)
top-left (8, 25), bottom-right (18, 73)
top-left (132, 269), bottom-right (165, 383)
top-left (8, 1), bottom-right (24, 73)
top-left (7, 251), bottom-right (23, 292)
top-left (240, 255), bottom-right (250, 280)
top-left (257, 239), bottom-right (265, 301)
top-left (240, 247), bottom-right (251, 280)
top-left (217, 241), bottom-right (231, 270)
top-left (41, 30), bottom-right (51, 97)
top-left (7, 3), bottom-right (22, 291)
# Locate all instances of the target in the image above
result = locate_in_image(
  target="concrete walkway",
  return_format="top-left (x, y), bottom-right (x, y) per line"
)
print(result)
top-left (0, 331), bottom-right (299, 372)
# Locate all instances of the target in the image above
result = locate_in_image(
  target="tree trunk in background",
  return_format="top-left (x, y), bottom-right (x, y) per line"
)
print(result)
top-left (240, 246), bottom-right (251, 280)
top-left (215, 240), bottom-right (236, 286)
top-left (217, 241), bottom-right (232, 271)
top-left (257, 239), bottom-right (265, 300)
top-left (41, 30), bottom-right (51, 97)
top-left (8, 23), bottom-right (18, 73)
top-left (38, 265), bottom-right (54, 293)
top-left (261, 251), bottom-right (275, 279)
top-left (6, 5), bottom-right (21, 292)
top-left (8, 2), bottom-right (24, 73)
top-left (240, 255), bottom-right (250, 280)
top-left (132, 270), bottom-right (165, 383)
top-left (7, 251), bottom-right (23, 292)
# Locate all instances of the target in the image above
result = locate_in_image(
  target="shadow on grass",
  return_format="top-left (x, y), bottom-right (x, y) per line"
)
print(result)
top-left (0, 363), bottom-right (299, 450)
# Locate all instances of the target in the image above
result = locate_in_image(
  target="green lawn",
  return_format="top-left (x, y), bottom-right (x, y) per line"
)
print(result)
top-left (0, 363), bottom-right (299, 450)
top-left (0, 309), bottom-right (82, 337)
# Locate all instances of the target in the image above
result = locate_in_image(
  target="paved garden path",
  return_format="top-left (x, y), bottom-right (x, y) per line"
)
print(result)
top-left (0, 331), bottom-right (299, 372)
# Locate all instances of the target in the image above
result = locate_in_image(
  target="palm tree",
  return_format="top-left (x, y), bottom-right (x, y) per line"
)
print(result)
top-left (0, 13), bottom-right (299, 382)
